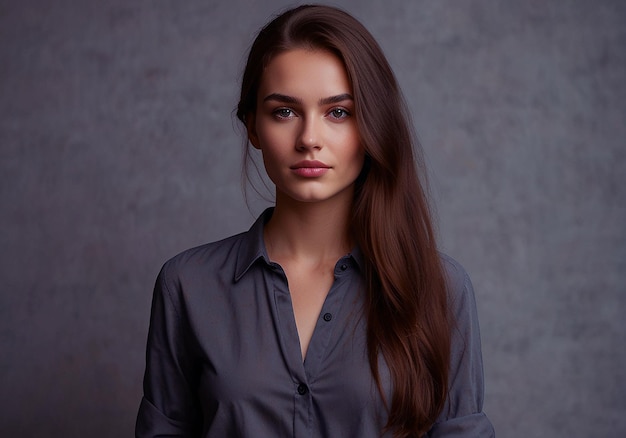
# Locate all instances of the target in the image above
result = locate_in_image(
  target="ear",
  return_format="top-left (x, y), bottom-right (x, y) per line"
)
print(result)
top-left (246, 113), bottom-right (261, 150)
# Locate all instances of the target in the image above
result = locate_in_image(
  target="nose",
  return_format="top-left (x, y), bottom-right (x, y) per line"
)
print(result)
top-left (296, 116), bottom-right (322, 151)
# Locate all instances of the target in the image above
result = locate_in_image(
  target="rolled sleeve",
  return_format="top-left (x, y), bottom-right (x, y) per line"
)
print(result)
top-left (136, 396), bottom-right (197, 437)
top-left (428, 412), bottom-right (494, 437)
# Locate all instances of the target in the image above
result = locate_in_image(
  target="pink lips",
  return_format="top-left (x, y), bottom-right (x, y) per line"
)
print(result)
top-left (290, 160), bottom-right (330, 177)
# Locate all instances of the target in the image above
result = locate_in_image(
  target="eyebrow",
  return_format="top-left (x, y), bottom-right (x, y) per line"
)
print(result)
top-left (262, 93), bottom-right (353, 106)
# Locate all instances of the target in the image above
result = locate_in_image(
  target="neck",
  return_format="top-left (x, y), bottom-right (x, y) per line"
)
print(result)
top-left (264, 193), bottom-right (353, 264)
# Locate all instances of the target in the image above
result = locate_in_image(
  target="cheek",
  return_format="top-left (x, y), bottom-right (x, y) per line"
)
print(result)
top-left (347, 139), bottom-right (365, 167)
top-left (257, 135), bottom-right (287, 179)
top-left (256, 119), bottom-right (293, 151)
top-left (260, 151), bottom-right (281, 186)
top-left (353, 150), bottom-right (366, 174)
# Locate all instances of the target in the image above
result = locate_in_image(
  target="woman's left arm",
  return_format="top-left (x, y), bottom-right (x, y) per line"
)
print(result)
top-left (427, 257), bottom-right (495, 437)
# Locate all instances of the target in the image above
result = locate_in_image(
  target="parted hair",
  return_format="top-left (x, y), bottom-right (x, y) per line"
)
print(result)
top-left (236, 5), bottom-right (451, 437)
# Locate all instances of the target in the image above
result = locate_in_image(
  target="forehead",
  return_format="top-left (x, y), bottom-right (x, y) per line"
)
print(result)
top-left (258, 49), bottom-right (352, 99)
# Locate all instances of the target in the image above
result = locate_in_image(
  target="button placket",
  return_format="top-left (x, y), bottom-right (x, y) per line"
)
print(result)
top-left (301, 255), bottom-right (352, 386)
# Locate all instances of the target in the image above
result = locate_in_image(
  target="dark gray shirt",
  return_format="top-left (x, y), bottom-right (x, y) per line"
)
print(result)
top-left (136, 209), bottom-right (495, 437)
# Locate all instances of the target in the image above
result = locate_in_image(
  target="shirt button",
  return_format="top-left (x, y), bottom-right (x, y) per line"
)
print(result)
top-left (297, 383), bottom-right (308, 395)
top-left (340, 264), bottom-right (348, 271)
top-left (323, 313), bottom-right (332, 322)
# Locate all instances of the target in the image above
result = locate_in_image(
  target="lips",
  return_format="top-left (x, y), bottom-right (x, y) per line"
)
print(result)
top-left (290, 160), bottom-right (330, 177)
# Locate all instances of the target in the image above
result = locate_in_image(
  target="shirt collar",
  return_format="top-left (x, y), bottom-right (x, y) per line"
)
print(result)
top-left (234, 206), bottom-right (365, 281)
top-left (234, 207), bottom-right (274, 282)
top-left (348, 244), bottom-right (365, 272)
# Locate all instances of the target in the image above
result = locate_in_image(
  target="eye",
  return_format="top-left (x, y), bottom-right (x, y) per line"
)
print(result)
top-left (328, 108), bottom-right (350, 120)
top-left (273, 108), bottom-right (294, 119)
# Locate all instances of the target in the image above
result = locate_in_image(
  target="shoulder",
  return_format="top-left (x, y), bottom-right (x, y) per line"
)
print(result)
top-left (159, 231), bottom-right (248, 283)
top-left (159, 209), bottom-right (270, 283)
top-left (438, 253), bottom-right (480, 326)
top-left (439, 253), bottom-right (472, 300)
top-left (150, 231), bottom-right (253, 317)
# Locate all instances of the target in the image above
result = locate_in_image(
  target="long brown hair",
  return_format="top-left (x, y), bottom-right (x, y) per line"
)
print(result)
top-left (236, 5), bottom-right (450, 437)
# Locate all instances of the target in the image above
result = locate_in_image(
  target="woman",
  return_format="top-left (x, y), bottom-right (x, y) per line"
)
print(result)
top-left (137, 5), bottom-right (494, 437)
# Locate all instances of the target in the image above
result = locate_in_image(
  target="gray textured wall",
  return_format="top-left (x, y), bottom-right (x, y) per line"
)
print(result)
top-left (1, 0), bottom-right (624, 436)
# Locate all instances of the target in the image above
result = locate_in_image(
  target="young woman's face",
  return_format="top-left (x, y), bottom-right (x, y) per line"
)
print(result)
top-left (249, 49), bottom-right (364, 205)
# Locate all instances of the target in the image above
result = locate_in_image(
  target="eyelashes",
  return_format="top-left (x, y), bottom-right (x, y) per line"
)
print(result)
top-left (328, 108), bottom-right (350, 119)
top-left (273, 108), bottom-right (295, 119)
top-left (271, 107), bottom-right (352, 121)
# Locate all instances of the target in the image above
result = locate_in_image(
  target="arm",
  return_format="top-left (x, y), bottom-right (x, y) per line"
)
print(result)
top-left (136, 263), bottom-right (202, 437)
top-left (427, 258), bottom-right (495, 437)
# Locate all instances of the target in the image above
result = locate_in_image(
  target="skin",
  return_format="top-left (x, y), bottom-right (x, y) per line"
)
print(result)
top-left (247, 49), bottom-right (365, 359)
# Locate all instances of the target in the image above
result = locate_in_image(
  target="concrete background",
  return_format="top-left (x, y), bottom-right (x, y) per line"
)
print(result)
top-left (1, 0), bottom-right (624, 436)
